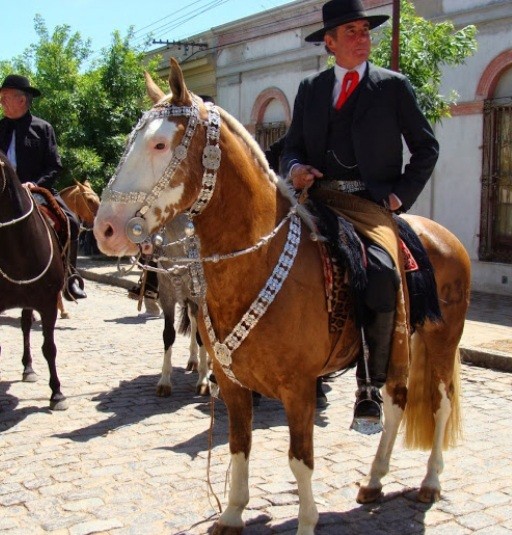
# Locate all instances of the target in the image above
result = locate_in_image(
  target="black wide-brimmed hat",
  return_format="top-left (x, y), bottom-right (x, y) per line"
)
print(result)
top-left (305, 0), bottom-right (389, 42)
top-left (0, 74), bottom-right (41, 97)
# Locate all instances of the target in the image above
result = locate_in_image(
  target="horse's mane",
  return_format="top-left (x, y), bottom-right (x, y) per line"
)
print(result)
top-left (216, 106), bottom-right (318, 235)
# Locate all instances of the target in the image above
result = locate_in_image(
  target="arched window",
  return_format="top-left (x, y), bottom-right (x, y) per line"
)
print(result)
top-left (480, 51), bottom-right (512, 263)
top-left (251, 88), bottom-right (291, 151)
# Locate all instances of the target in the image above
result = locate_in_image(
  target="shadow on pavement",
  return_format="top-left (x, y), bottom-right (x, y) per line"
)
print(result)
top-left (0, 380), bottom-right (53, 431)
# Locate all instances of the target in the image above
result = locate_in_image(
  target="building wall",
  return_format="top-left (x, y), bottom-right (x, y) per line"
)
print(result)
top-left (147, 0), bottom-right (512, 295)
top-left (428, 0), bottom-right (512, 294)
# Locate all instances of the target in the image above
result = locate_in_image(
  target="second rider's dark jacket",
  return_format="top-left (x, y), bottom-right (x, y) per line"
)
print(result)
top-left (0, 111), bottom-right (62, 191)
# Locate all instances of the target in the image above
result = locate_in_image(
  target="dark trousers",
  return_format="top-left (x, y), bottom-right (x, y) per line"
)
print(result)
top-left (54, 194), bottom-right (80, 242)
top-left (357, 237), bottom-right (400, 387)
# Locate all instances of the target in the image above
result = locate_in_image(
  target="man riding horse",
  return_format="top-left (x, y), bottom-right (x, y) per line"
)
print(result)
top-left (0, 74), bottom-right (86, 300)
top-left (281, 0), bottom-right (439, 433)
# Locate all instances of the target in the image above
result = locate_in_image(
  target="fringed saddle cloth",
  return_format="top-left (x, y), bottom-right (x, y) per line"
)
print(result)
top-left (309, 190), bottom-right (442, 389)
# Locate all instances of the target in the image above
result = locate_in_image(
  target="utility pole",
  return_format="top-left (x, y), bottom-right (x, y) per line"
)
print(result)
top-left (391, 0), bottom-right (400, 72)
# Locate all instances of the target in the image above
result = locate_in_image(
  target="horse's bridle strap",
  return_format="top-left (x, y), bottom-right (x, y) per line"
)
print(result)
top-left (102, 100), bottom-right (221, 222)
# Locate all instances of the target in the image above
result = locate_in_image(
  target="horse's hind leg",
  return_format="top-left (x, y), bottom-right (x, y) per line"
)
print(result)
top-left (357, 387), bottom-right (404, 503)
top-left (212, 373), bottom-right (253, 535)
top-left (186, 302), bottom-right (199, 371)
top-left (282, 382), bottom-right (319, 535)
top-left (21, 308), bottom-right (38, 382)
top-left (190, 308), bottom-right (209, 395)
top-left (57, 292), bottom-right (70, 319)
top-left (39, 306), bottom-right (68, 410)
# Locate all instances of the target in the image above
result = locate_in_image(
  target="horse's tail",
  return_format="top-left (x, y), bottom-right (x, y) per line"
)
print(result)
top-left (177, 300), bottom-right (198, 337)
top-left (402, 332), bottom-right (463, 450)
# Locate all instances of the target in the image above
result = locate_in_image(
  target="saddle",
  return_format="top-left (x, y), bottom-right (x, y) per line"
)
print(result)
top-left (308, 200), bottom-right (442, 334)
top-left (30, 186), bottom-right (70, 248)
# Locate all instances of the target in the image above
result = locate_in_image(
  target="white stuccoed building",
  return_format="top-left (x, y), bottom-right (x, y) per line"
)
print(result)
top-left (151, 0), bottom-right (512, 296)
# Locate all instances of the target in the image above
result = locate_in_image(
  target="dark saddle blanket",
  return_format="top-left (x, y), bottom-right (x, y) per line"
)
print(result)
top-left (309, 200), bottom-right (442, 332)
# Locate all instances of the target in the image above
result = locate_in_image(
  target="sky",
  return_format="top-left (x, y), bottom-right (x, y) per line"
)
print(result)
top-left (0, 0), bottom-right (295, 64)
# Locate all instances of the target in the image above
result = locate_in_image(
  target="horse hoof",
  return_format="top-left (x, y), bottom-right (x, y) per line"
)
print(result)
top-left (212, 523), bottom-right (244, 535)
top-left (186, 361), bottom-right (198, 372)
top-left (356, 485), bottom-right (383, 504)
top-left (156, 385), bottom-right (172, 397)
top-left (50, 398), bottom-right (69, 411)
top-left (197, 384), bottom-right (210, 396)
top-left (60, 312), bottom-right (70, 319)
top-left (418, 486), bottom-right (441, 503)
top-left (23, 372), bottom-right (38, 383)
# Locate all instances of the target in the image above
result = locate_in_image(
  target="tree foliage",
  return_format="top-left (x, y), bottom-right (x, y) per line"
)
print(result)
top-left (0, 16), bottom-right (163, 192)
top-left (327, 0), bottom-right (478, 124)
top-left (371, 0), bottom-right (478, 123)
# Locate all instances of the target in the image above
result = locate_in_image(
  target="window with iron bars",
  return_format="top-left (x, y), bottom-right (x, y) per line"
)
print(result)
top-left (255, 121), bottom-right (288, 151)
top-left (480, 97), bottom-right (512, 263)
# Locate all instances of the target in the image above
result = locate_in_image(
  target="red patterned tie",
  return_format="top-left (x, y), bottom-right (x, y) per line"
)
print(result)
top-left (335, 71), bottom-right (359, 110)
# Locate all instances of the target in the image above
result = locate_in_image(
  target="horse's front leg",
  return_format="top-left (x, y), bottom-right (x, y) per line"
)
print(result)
top-left (357, 387), bottom-right (403, 503)
top-left (157, 308), bottom-right (176, 396)
top-left (39, 305), bottom-right (68, 410)
top-left (21, 308), bottom-right (37, 382)
top-left (213, 372), bottom-right (253, 535)
top-left (282, 381), bottom-right (318, 535)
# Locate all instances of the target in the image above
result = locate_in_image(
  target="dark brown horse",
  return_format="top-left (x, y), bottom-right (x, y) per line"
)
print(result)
top-left (0, 153), bottom-right (68, 410)
top-left (93, 59), bottom-right (470, 534)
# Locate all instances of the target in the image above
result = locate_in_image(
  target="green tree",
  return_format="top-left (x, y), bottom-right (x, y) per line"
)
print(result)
top-left (0, 17), bottom-right (162, 193)
top-left (327, 0), bottom-right (478, 123)
top-left (372, 0), bottom-right (477, 123)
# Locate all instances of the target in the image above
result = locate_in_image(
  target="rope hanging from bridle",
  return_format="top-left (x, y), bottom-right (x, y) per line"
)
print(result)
top-left (0, 163), bottom-right (56, 285)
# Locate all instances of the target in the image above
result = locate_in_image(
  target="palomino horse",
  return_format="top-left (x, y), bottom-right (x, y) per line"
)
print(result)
top-left (60, 179), bottom-right (100, 228)
top-left (94, 59), bottom-right (471, 534)
top-left (54, 180), bottom-right (100, 319)
top-left (0, 152), bottom-right (68, 410)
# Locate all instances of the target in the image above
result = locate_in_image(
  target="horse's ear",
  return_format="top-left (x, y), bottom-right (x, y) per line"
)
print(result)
top-left (169, 57), bottom-right (192, 106)
top-left (144, 71), bottom-right (165, 104)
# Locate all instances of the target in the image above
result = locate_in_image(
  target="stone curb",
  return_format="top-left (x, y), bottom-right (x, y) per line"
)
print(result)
top-left (461, 347), bottom-right (512, 373)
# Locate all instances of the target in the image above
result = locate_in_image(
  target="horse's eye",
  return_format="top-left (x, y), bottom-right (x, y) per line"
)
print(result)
top-left (155, 142), bottom-right (166, 150)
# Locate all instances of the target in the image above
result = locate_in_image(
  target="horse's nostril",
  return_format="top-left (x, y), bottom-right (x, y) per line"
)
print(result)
top-left (105, 225), bottom-right (114, 238)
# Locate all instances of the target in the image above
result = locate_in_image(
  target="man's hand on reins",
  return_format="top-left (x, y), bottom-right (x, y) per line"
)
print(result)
top-left (289, 163), bottom-right (323, 190)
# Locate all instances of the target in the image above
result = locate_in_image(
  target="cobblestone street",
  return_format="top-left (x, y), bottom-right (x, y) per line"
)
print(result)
top-left (1, 281), bottom-right (512, 534)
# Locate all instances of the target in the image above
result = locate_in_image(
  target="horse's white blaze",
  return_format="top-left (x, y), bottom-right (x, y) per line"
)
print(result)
top-left (289, 458), bottom-right (318, 535)
top-left (116, 118), bottom-right (179, 194)
top-left (218, 452), bottom-right (249, 528)
top-left (421, 382), bottom-right (451, 491)
top-left (361, 388), bottom-right (403, 491)
top-left (94, 117), bottom-right (187, 256)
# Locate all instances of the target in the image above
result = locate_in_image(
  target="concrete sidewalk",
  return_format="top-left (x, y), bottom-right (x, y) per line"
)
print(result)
top-left (77, 255), bottom-right (512, 373)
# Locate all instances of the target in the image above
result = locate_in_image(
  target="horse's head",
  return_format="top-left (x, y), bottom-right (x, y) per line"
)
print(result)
top-left (94, 58), bottom-right (216, 257)
top-left (76, 180), bottom-right (100, 227)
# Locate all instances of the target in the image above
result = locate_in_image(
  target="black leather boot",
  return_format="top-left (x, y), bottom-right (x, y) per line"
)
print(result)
top-left (351, 310), bottom-right (395, 434)
top-left (63, 239), bottom-right (87, 301)
top-left (128, 261), bottom-right (159, 300)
